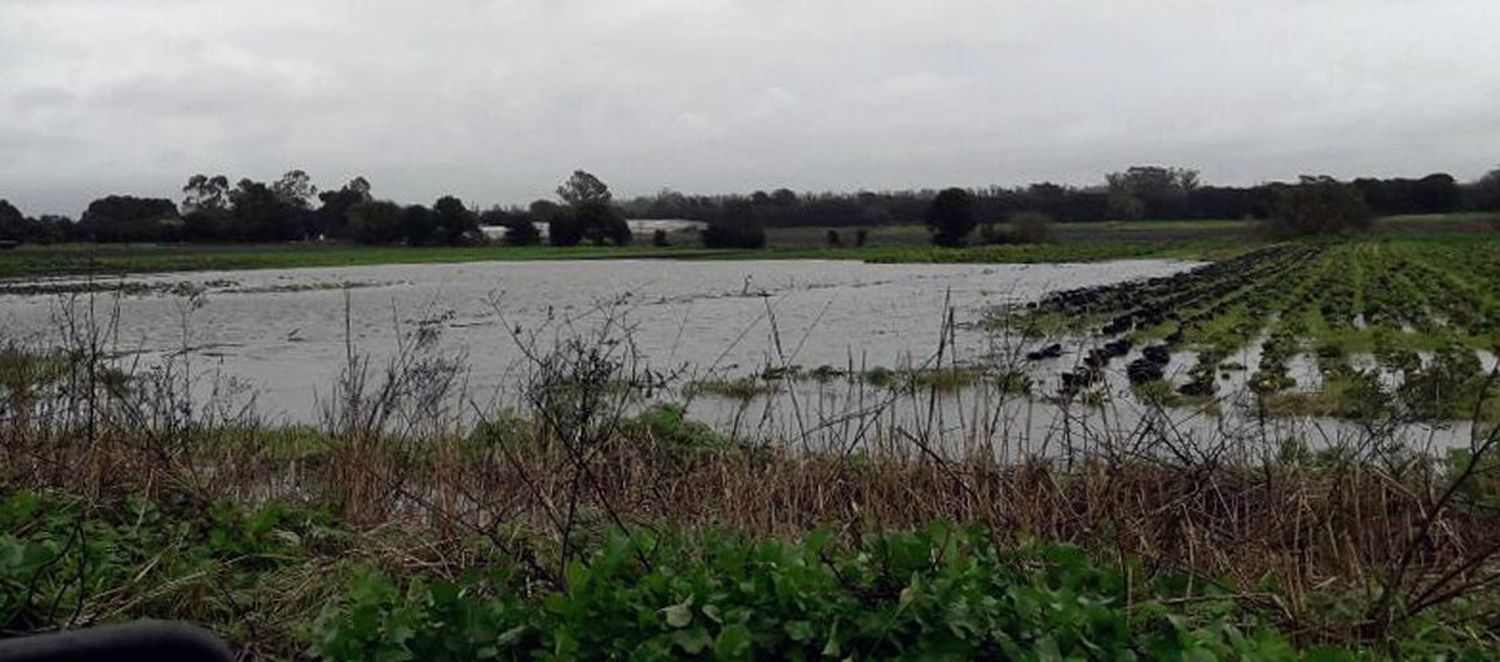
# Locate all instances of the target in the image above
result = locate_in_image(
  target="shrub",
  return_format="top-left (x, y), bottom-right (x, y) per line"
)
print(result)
top-left (926, 187), bottom-right (976, 247)
top-left (702, 221), bottom-right (766, 249)
top-left (652, 228), bottom-right (670, 247)
top-left (504, 219), bottom-right (542, 246)
top-left (547, 209), bottom-right (583, 247)
top-left (1011, 211), bottom-right (1052, 244)
top-left (621, 404), bottom-right (724, 449)
top-left (576, 201), bottom-right (631, 246)
top-left (311, 526), bottom-right (1302, 660)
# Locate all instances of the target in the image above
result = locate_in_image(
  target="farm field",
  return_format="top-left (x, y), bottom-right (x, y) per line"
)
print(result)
top-left (4, 213), bottom-right (1489, 280)
top-left (0, 233), bottom-right (1225, 280)
top-left (5, 222), bottom-right (1500, 658)
top-left (1015, 236), bottom-right (1500, 421)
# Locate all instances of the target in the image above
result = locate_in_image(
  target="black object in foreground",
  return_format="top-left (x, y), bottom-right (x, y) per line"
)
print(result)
top-left (0, 621), bottom-right (232, 661)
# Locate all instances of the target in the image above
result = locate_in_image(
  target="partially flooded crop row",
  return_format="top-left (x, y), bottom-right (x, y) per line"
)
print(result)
top-left (1008, 238), bottom-right (1500, 422)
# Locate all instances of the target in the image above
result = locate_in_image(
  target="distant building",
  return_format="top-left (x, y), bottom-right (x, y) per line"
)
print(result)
top-left (479, 219), bottom-right (706, 243)
top-left (478, 225), bottom-right (511, 242)
top-left (625, 219), bottom-right (708, 234)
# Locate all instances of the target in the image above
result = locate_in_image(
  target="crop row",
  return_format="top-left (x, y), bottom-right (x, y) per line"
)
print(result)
top-left (1018, 238), bottom-right (1500, 409)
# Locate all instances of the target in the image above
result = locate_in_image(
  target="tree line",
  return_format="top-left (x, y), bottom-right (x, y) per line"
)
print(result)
top-left (0, 170), bottom-right (637, 248)
top-left (2, 165), bottom-right (1498, 247)
top-left (624, 166), bottom-right (1498, 228)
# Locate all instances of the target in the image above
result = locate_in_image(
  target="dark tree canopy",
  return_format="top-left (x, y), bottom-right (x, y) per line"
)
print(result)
top-left (347, 200), bottom-right (404, 244)
top-left (702, 200), bottom-right (766, 249)
top-left (11, 164), bottom-right (1500, 249)
top-left (315, 177), bottom-right (374, 239)
top-left (547, 208), bottom-right (583, 247)
top-left (80, 195), bottom-right (180, 242)
top-left (1105, 166), bottom-right (1200, 219)
top-left (552, 171), bottom-right (629, 246)
top-left (0, 200), bottom-right (25, 241)
top-left (182, 174), bottom-right (231, 215)
top-left (227, 179), bottom-right (299, 241)
top-left (430, 196), bottom-right (479, 245)
top-left (271, 169), bottom-right (318, 210)
top-left (1262, 176), bottom-right (1374, 238)
top-left (400, 205), bottom-right (437, 246)
top-left (576, 201), bottom-right (631, 246)
top-left (1353, 173), bottom-right (1463, 216)
top-left (1475, 167), bottom-right (1500, 212)
top-left (926, 187), bottom-right (976, 247)
top-left (556, 170), bottom-right (612, 207)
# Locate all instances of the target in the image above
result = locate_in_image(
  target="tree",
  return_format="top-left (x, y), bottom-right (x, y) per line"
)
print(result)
top-left (0, 200), bottom-right (24, 241)
top-left (548, 210), bottom-right (582, 247)
top-left (555, 170), bottom-right (630, 245)
top-left (80, 195), bottom-right (180, 242)
top-left (702, 200), bottom-right (766, 248)
top-left (179, 174), bottom-right (232, 241)
top-left (577, 201), bottom-right (631, 245)
top-left (1262, 176), bottom-right (1373, 238)
top-left (29, 215), bottom-right (75, 244)
top-left (556, 170), bottom-right (612, 207)
top-left (401, 205), bottom-right (437, 246)
top-left (1011, 211), bottom-right (1052, 244)
top-left (181, 174), bottom-right (231, 215)
top-left (315, 177), bottom-right (373, 239)
top-left (926, 187), bottom-right (976, 247)
top-left (227, 179), bottom-right (287, 241)
top-left (271, 169), bottom-right (318, 209)
top-left (431, 196), bottom-right (479, 245)
top-left (1106, 166), bottom-right (1200, 219)
top-left (1413, 173), bottom-right (1461, 213)
top-left (1474, 167), bottom-right (1500, 211)
top-left (528, 200), bottom-right (580, 247)
top-left (347, 200), bottom-right (404, 244)
top-left (1106, 188), bottom-right (1146, 220)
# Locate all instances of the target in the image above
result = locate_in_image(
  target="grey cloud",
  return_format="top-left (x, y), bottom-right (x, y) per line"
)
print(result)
top-left (1, 0), bottom-right (1498, 216)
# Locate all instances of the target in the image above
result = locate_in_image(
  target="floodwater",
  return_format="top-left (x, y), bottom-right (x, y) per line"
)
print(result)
top-left (0, 258), bottom-right (1199, 424)
top-left (3, 258), bottom-right (1484, 454)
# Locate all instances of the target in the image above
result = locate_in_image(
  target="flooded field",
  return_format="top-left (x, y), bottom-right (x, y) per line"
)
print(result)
top-left (4, 251), bottom-right (1492, 454)
top-left (0, 258), bottom-right (1194, 422)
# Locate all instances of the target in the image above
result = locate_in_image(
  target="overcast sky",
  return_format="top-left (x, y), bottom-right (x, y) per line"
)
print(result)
top-left (2, 0), bottom-right (1498, 216)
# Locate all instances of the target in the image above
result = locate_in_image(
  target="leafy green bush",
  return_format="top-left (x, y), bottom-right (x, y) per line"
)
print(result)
top-left (311, 525), bottom-right (1304, 660)
top-left (0, 490), bottom-right (339, 649)
top-left (621, 404), bottom-right (726, 450)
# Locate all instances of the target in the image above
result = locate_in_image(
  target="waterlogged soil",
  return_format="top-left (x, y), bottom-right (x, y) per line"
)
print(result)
top-left (0, 258), bottom-right (1198, 423)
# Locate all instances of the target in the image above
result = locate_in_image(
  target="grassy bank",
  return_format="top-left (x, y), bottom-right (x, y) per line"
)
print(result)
top-left (0, 238), bottom-right (1228, 280)
top-left (0, 243), bottom-right (741, 280)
